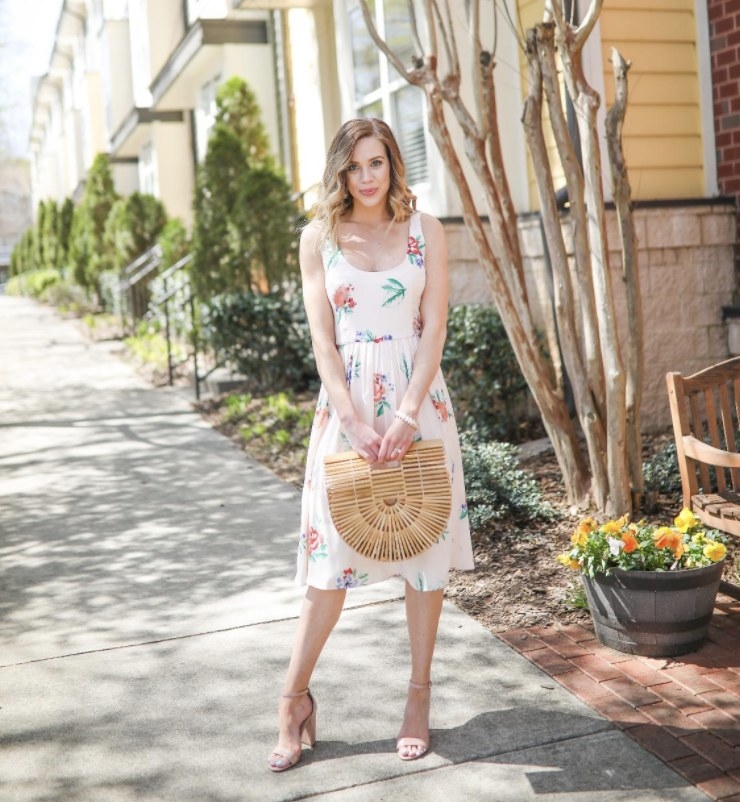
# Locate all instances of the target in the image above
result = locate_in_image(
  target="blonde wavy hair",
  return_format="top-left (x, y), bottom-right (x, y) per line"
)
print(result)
top-left (311, 118), bottom-right (417, 249)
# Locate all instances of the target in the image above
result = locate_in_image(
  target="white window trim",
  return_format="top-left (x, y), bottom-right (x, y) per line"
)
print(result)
top-left (337, 0), bottom-right (432, 197)
top-left (695, 0), bottom-right (718, 196)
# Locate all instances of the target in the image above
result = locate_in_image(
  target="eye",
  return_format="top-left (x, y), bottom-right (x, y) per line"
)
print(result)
top-left (346, 163), bottom-right (359, 172)
top-left (371, 159), bottom-right (384, 168)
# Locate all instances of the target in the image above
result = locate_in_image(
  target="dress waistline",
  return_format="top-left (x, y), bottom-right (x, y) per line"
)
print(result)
top-left (336, 332), bottom-right (419, 348)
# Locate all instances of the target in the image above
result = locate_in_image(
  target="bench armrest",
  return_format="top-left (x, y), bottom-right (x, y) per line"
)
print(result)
top-left (682, 436), bottom-right (740, 469)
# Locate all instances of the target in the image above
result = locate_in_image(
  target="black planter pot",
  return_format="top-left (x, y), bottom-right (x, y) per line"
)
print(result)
top-left (581, 561), bottom-right (724, 657)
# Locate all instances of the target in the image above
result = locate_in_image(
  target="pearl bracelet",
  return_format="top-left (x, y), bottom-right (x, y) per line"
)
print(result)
top-left (394, 410), bottom-right (418, 429)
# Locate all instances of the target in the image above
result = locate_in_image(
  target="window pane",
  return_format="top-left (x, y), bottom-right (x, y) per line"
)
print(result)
top-left (384, 0), bottom-right (416, 80)
top-left (359, 100), bottom-right (383, 119)
top-left (348, 0), bottom-right (381, 99)
top-left (392, 84), bottom-right (428, 185)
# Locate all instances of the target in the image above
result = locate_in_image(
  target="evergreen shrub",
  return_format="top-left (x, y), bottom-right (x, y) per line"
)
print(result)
top-left (5, 269), bottom-right (63, 298)
top-left (203, 291), bottom-right (317, 394)
top-left (68, 153), bottom-right (119, 298)
top-left (442, 304), bottom-right (530, 442)
top-left (460, 438), bottom-right (556, 530)
top-left (103, 192), bottom-right (167, 273)
top-left (190, 77), bottom-right (298, 300)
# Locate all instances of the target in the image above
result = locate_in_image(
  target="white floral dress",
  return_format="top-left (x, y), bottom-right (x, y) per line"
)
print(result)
top-left (295, 211), bottom-right (474, 591)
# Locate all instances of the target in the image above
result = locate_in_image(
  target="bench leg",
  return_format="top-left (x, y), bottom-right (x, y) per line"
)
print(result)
top-left (719, 580), bottom-right (740, 601)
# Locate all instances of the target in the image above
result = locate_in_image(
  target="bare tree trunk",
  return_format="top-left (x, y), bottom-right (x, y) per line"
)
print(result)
top-left (425, 87), bottom-right (591, 503)
top-left (524, 26), bottom-right (609, 510)
top-left (356, 0), bottom-right (642, 513)
top-left (606, 47), bottom-right (644, 505)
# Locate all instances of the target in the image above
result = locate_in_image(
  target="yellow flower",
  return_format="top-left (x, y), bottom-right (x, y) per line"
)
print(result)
top-left (674, 507), bottom-right (698, 533)
top-left (571, 517), bottom-right (596, 547)
top-left (703, 541), bottom-right (727, 562)
top-left (557, 553), bottom-right (580, 570)
top-left (691, 532), bottom-right (706, 545)
top-left (601, 514), bottom-right (628, 535)
top-left (570, 530), bottom-right (587, 547)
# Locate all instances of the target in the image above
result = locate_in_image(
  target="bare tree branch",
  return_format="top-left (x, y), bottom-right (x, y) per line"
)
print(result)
top-left (407, 0), bottom-right (426, 60)
top-left (606, 47), bottom-right (643, 502)
top-left (574, 0), bottom-right (603, 49)
top-left (431, 0), bottom-right (456, 77)
top-left (442, 0), bottom-right (460, 74)
top-left (358, 0), bottom-right (416, 83)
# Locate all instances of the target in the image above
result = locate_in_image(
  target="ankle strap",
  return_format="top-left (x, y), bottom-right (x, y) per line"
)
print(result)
top-left (281, 687), bottom-right (310, 698)
top-left (409, 680), bottom-right (432, 690)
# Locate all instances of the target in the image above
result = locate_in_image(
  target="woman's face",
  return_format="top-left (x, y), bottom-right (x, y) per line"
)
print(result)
top-left (344, 136), bottom-right (391, 212)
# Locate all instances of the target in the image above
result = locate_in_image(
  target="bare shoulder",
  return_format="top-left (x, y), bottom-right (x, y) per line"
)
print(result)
top-left (300, 219), bottom-right (323, 252)
top-left (418, 212), bottom-right (445, 242)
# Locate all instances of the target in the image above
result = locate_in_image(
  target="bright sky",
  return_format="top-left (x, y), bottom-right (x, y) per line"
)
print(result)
top-left (0, 0), bottom-right (64, 157)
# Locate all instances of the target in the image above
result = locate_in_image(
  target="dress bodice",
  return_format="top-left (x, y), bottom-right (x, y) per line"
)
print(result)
top-left (323, 212), bottom-right (426, 347)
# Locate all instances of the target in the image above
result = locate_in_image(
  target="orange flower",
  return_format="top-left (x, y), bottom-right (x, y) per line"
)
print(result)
top-left (653, 527), bottom-right (681, 551)
top-left (621, 532), bottom-right (638, 554)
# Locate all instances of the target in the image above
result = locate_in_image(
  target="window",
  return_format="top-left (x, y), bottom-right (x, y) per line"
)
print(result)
top-left (347, 0), bottom-right (429, 186)
top-left (195, 74), bottom-right (221, 162)
top-left (139, 142), bottom-right (158, 196)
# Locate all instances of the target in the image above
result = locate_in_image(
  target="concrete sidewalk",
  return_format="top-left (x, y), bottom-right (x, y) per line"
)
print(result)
top-left (0, 295), bottom-right (710, 802)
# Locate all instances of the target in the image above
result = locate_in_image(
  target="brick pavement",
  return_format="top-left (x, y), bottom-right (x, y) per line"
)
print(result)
top-left (498, 594), bottom-right (740, 802)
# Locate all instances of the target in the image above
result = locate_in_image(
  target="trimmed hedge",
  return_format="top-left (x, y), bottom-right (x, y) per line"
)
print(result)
top-left (202, 291), bottom-right (317, 394)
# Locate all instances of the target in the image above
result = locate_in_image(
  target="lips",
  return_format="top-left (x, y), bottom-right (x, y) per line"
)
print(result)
top-left (359, 188), bottom-right (378, 196)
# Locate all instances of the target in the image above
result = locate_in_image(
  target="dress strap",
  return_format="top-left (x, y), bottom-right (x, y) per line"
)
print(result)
top-left (409, 210), bottom-right (423, 239)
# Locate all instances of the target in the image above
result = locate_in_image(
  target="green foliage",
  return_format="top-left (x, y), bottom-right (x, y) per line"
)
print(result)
top-left (5, 269), bottom-right (63, 298)
top-left (215, 76), bottom-right (272, 169)
top-left (643, 441), bottom-right (682, 495)
top-left (42, 200), bottom-right (60, 270)
top-left (68, 153), bottom-right (119, 294)
top-left (225, 393), bottom-right (254, 421)
top-left (559, 509), bottom-right (727, 578)
top-left (218, 390), bottom-right (314, 461)
top-left (562, 581), bottom-right (589, 611)
top-left (39, 279), bottom-right (96, 314)
top-left (58, 197), bottom-right (75, 267)
top-left (158, 218), bottom-right (190, 269)
top-left (33, 201), bottom-right (47, 270)
top-left (10, 196), bottom-right (72, 278)
top-left (103, 192), bottom-right (167, 272)
top-left (191, 76), bottom-right (298, 300)
top-left (124, 323), bottom-right (186, 370)
top-left (460, 438), bottom-right (556, 530)
top-left (443, 304), bottom-right (530, 442)
top-left (202, 291), bottom-right (318, 394)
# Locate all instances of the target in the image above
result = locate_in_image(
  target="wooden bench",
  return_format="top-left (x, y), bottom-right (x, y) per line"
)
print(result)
top-left (667, 356), bottom-right (740, 598)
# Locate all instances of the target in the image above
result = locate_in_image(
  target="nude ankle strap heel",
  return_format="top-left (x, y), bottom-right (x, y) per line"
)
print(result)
top-left (397, 679), bottom-right (432, 761)
top-left (267, 688), bottom-right (317, 772)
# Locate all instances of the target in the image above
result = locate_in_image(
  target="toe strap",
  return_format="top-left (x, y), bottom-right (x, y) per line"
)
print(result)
top-left (396, 737), bottom-right (428, 754)
top-left (268, 747), bottom-right (299, 768)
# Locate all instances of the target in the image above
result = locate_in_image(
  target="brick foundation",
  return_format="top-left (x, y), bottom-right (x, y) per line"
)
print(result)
top-left (444, 201), bottom-right (734, 430)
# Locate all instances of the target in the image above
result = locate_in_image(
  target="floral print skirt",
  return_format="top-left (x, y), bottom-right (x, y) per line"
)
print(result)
top-left (294, 336), bottom-right (474, 592)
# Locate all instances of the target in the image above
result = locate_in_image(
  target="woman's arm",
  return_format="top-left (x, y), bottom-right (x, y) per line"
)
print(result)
top-left (300, 224), bottom-right (383, 462)
top-left (377, 214), bottom-right (449, 463)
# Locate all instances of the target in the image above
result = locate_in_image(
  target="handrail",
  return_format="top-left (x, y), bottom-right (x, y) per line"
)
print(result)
top-left (119, 247), bottom-right (162, 292)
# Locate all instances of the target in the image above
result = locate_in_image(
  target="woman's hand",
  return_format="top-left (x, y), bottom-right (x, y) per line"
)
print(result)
top-left (343, 417), bottom-right (383, 463)
top-left (377, 418), bottom-right (416, 464)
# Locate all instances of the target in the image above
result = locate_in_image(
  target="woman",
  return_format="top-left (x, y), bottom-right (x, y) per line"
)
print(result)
top-left (268, 118), bottom-right (474, 772)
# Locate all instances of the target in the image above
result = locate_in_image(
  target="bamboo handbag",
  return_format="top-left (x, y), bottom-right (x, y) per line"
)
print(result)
top-left (323, 440), bottom-right (452, 562)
